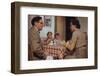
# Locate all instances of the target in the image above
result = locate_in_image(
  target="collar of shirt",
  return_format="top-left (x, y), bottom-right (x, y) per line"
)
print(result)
top-left (34, 26), bottom-right (40, 33)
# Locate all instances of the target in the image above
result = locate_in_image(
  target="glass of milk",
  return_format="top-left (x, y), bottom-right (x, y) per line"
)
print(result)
top-left (46, 56), bottom-right (53, 60)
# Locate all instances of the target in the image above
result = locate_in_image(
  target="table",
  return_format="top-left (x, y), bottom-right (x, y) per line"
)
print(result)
top-left (43, 45), bottom-right (67, 59)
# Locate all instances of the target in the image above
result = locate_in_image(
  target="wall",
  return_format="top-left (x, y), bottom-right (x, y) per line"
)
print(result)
top-left (0, 0), bottom-right (100, 76)
top-left (56, 16), bottom-right (65, 40)
top-left (78, 17), bottom-right (88, 32)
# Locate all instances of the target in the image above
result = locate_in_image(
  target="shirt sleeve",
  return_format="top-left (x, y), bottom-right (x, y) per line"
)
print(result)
top-left (67, 31), bottom-right (78, 51)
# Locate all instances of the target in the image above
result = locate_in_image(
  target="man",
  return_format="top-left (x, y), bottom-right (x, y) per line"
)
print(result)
top-left (28, 16), bottom-right (46, 60)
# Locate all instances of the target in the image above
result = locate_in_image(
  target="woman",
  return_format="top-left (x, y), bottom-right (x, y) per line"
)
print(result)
top-left (65, 18), bottom-right (88, 58)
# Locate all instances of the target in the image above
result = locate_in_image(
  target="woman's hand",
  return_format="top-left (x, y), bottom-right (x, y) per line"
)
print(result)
top-left (66, 41), bottom-right (70, 47)
top-left (63, 41), bottom-right (70, 48)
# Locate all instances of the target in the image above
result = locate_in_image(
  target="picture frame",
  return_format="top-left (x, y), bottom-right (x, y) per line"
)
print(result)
top-left (11, 2), bottom-right (98, 74)
top-left (44, 16), bottom-right (52, 27)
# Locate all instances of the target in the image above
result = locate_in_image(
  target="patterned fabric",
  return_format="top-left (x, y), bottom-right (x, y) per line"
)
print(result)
top-left (43, 45), bottom-right (66, 59)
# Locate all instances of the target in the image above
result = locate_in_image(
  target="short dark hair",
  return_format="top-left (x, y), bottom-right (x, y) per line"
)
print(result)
top-left (71, 18), bottom-right (80, 29)
top-left (31, 16), bottom-right (42, 26)
top-left (47, 32), bottom-right (52, 36)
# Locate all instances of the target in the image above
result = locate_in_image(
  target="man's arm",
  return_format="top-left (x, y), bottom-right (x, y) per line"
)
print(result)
top-left (29, 31), bottom-right (46, 59)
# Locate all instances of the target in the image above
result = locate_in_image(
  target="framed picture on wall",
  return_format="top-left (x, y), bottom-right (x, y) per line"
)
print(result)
top-left (11, 2), bottom-right (98, 74)
top-left (44, 16), bottom-right (52, 27)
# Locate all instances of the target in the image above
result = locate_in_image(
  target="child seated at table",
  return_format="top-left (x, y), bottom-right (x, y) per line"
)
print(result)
top-left (43, 32), bottom-right (54, 45)
top-left (54, 33), bottom-right (65, 46)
